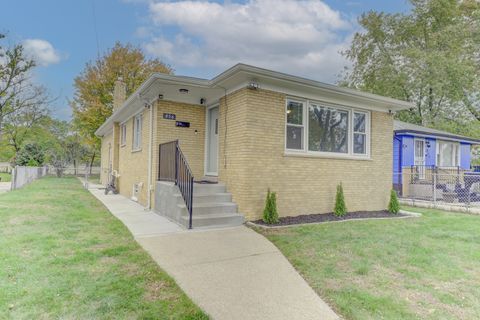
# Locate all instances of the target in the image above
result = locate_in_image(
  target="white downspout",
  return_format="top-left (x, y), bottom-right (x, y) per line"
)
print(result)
top-left (146, 101), bottom-right (154, 209)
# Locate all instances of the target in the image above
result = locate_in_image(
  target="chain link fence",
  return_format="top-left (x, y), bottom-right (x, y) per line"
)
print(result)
top-left (394, 166), bottom-right (480, 213)
top-left (47, 165), bottom-right (101, 176)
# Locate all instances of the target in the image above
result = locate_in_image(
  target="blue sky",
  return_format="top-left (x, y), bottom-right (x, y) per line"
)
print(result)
top-left (1, 0), bottom-right (410, 120)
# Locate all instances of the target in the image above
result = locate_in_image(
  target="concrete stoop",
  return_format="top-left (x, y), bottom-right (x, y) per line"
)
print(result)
top-left (155, 181), bottom-right (245, 229)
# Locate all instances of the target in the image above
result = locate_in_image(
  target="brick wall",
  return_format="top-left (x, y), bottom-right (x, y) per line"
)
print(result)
top-left (100, 87), bottom-right (394, 218)
top-left (117, 110), bottom-right (151, 205)
top-left (153, 100), bottom-right (206, 180)
top-left (219, 88), bottom-right (394, 220)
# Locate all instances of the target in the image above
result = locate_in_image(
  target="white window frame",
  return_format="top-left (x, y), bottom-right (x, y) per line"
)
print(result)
top-left (436, 140), bottom-right (460, 167)
top-left (132, 113), bottom-right (143, 152)
top-left (352, 111), bottom-right (368, 155)
top-left (285, 99), bottom-right (306, 152)
top-left (120, 122), bottom-right (127, 147)
top-left (285, 97), bottom-right (371, 159)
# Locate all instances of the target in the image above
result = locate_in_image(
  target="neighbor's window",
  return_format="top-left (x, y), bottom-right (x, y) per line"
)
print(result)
top-left (309, 104), bottom-right (348, 153)
top-left (286, 100), bottom-right (304, 150)
top-left (353, 112), bottom-right (367, 154)
top-left (120, 123), bottom-right (127, 146)
top-left (285, 98), bottom-right (370, 157)
top-left (132, 113), bottom-right (142, 151)
top-left (437, 141), bottom-right (459, 167)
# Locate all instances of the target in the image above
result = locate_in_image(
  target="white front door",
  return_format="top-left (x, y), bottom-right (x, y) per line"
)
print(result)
top-left (206, 106), bottom-right (219, 175)
top-left (414, 139), bottom-right (426, 179)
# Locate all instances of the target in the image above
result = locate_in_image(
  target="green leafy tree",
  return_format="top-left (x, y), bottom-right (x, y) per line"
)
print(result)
top-left (334, 183), bottom-right (347, 217)
top-left (71, 42), bottom-right (173, 165)
top-left (15, 143), bottom-right (45, 166)
top-left (388, 189), bottom-right (400, 214)
top-left (263, 189), bottom-right (279, 224)
top-left (342, 0), bottom-right (480, 127)
top-left (0, 33), bottom-right (50, 143)
top-left (3, 100), bottom-right (49, 158)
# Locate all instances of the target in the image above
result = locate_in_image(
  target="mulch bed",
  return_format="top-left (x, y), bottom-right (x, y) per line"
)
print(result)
top-left (252, 210), bottom-right (407, 227)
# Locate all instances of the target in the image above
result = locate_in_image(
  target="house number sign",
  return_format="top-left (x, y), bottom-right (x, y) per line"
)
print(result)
top-left (175, 121), bottom-right (190, 128)
top-left (163, 113), bottom-right (176, 120)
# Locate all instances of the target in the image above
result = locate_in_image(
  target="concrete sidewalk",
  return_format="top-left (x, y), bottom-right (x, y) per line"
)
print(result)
top-left (85, 181), bottom-right (338, 320)
top-left (86, 182), bottom-right (182, 237)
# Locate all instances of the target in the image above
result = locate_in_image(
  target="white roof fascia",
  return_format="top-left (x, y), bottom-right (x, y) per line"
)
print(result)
top-left (96, 64), bottom-right (413, 137)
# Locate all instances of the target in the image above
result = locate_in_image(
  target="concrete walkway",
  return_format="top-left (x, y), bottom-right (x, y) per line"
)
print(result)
top-left (87, 182), bottom-right (182, 237)
top-left (85, 181), bottom-right (338, 320)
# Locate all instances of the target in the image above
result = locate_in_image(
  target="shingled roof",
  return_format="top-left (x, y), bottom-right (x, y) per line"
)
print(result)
top-left (394, 120), bottom-right (480, 144)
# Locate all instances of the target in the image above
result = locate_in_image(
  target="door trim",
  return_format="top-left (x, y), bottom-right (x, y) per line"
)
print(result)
top-left (204, 104), bottom-right (219, 176)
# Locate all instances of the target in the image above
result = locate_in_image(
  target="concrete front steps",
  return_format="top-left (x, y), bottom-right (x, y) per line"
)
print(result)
top-left (155, 181), bottom-right (245, 229)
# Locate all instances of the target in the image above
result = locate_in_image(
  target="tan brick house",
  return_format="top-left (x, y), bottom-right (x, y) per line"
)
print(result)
top-left (96, 64), bottom-right (411, 228)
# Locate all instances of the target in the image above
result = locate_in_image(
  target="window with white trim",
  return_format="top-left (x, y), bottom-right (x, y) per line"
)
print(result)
top-left (120, 123), bottom-right (127, 146)
top-left (286, 100), bottom-right (304, 150)
top-left (309, 104), bottom-right (348, 153)
top-left (285, 98), bottom-right (370, 157)
top-left (353, 112), bottom-right (367, 154)
top-left (132, 114), bottom-right (142, 151)
top-left (436, 140), bottom-right (460, 167)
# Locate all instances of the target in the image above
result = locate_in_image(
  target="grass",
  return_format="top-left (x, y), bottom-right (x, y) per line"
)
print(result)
top-left (0, 172), bottom-right (11, 182)
top-left (257, 207), bottom-right (480, 320)
top-left (0, 177), bottom-right (208, 319)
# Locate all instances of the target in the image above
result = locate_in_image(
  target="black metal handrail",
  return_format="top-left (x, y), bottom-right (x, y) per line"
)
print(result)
top-left (158, 140), bottom-right (194, 229)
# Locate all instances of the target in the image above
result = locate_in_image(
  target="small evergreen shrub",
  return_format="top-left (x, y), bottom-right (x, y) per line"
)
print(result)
top-left (334, 183), bottom-right (347, 217)
top-left (263, 189), bottom-right (279, 224)
top-left (388, 189), bottom-right (400, 214)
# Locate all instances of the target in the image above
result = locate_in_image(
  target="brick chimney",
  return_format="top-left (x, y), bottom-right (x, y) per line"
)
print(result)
top-left (113, 77), bottom-right (126, 111)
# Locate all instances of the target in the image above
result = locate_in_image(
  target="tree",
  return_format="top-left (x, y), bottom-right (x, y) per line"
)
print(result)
top-left (388, 189), bottom-right (400, 214)
top-left (0, 34), bottom-right (46, 140)
top-left (3, 89), bottom-right (50, 157)
top-left (64, 133), bottom-right (89, 175)
top-left (71, 42), bottom-right (173, 165)
top-left (334, 183), bottom-right (347, 217)
top-left (262, 189), bottom-right (279, 224)
top-left (15, 143), bottom-right (45, 166)
top-left (341, 0), bottom-right (480, 126)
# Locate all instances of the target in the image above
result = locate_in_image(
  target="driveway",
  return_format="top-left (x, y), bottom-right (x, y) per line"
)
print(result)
top-left (86, 180), bottom-right (338, 320)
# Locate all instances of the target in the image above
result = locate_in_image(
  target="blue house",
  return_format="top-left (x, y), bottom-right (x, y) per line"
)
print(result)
top-left (393, 120), bottom-right (480, 185)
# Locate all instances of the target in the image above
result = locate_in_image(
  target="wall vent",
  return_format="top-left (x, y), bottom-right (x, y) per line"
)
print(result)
top-left (131, 182), bottom-right (143, 202)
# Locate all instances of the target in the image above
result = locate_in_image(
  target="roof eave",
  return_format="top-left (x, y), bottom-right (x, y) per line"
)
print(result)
top-left (212, 63), bottom-right (413, 111)
top-left (395, 130), bottom-right (480, 144)
top-left (95, 64), bottom-right (413, 137)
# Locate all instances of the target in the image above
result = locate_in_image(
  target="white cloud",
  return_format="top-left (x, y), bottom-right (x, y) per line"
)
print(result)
top-left (22, 39), bottom-right (62, 67)
top-left (143, 0), bottom-right (353, 82)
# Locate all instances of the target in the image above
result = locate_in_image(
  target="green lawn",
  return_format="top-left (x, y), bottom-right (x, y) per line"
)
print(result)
top-left (0, 177), bottom-right (208, 319)
top-left (257, 207), bottom-right (480, 320)
top-left (0, 172), bottom-right (11, 182)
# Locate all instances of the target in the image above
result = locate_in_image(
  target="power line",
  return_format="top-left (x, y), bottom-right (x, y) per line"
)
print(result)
top-left (91, 0), bottom-right (100, 58)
